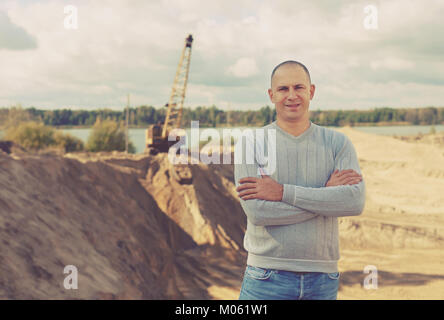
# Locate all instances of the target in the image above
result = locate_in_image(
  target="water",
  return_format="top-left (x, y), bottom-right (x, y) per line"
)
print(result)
top-left (351, 124), bottom-right (444, 136)
top-left (61, 125), bottom-right (443, 154)
top-left (61, 127), bottom-right (255, 154)
top-left (59, 128), bottom-right (148, 154)
top-left (2, 124), bottom-right (443, 154)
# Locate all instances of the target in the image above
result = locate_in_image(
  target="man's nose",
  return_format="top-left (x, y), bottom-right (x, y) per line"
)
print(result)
top-left (287, 88), bottom-right (297, 100)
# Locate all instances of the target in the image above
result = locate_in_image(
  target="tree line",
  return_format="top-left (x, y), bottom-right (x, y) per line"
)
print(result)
top-left (1, 105), bottom-right (443, 128)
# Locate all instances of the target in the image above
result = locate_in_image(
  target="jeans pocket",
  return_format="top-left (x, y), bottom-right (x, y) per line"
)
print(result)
top-left (245, 266), bottom-right (274, 280)
top-left (327, 272), bottom-right (340, 280)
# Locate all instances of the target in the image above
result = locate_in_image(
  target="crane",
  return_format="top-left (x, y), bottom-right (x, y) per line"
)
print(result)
top-left (146, 34), bottom-right (193, 153)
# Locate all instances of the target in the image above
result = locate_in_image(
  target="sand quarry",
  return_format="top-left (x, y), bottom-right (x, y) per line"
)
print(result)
top-left (0, 127), bottom-right (443, 300)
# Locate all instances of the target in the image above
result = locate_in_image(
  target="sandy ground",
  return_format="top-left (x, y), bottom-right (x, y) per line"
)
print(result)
top-left (206, 128), bottom-right (444, 300)
top-left (333, 128), bottom-right (444, 299)
top-left (1, 127), bottom-right (443, 299)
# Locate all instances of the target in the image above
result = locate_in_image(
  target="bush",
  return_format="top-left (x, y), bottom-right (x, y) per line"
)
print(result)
top-left (54, 131), bottom-right (84, 152)
top-left (5, 121), bottom-right (55, 150)
top-left (0, 105), bottom-right (36, 131)
top-left (86, 119), bottom-right (135, 153)
top-left (4, 121), bottom-right (84, 152)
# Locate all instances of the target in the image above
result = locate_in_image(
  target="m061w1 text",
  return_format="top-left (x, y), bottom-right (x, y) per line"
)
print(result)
top-left (220, 304), bottom-right (267, 315)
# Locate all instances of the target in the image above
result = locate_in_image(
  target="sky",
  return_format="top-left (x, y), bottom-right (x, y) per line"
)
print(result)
top-left (0, 0), bottom-right (443, 111)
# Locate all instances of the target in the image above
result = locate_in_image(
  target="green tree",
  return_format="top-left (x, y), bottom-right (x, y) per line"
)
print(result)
top-left (4, 120), bottom-right (84, 152)
top-left (405, 108), bottom-right (419, 125)
top-left (4, 121), bottom-right (55, 150)
top-left (419, 107), bottom-right (437, 125)
top-left (54, 131), bottom-right (84, 152)
top-left (1, 105), bottom-right (35, 130)
top-left (86, 119), bottom-right (135, 153)
top-left (260, 106), bottom-right (272, 125)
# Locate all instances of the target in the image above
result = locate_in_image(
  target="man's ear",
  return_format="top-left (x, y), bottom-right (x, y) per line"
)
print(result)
top-left (268, 88), bottom-right (273, 102)
top-left (310, 84), bottom-right (316, 100)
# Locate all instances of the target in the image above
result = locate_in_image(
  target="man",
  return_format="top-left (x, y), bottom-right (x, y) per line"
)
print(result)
top-left (234, 60), bottom-right (366, 300)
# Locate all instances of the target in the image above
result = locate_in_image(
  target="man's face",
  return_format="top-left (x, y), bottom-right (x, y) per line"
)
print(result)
top-left (268, 65), bottom-right (315, 123)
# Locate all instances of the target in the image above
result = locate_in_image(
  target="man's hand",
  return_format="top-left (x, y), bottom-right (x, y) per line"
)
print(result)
top-left (237, 173), bottom-right (283, 201)
top-left (325, 169), bottom-right (362, 187)
top-left (237, 169), bottom-right (363, 201)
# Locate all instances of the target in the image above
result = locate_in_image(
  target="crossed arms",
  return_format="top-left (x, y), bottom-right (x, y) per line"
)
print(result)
top-left (234, 137), bottom-right (366, 226)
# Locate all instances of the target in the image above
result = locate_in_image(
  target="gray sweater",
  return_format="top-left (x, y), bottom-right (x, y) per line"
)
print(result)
top-left (234, 121), bottom-right (366, 273)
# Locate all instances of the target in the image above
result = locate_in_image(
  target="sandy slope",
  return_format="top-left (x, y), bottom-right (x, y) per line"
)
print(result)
top-left (332, 127), bottom-right (444, 299)
top-left (0, 150), bottom-right (246, 299)
top-left (207, 128), bottom-right (444, 300)
top-left (1, 126), bottom-right (443, 299)
top-left (205, 128), bottom-right (444, 300)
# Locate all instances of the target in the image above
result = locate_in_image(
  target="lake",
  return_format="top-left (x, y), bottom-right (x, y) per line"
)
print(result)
top-left (64, 124), bottom-right (444, 154)
top-left (1, 124), bottom-right (443, 154)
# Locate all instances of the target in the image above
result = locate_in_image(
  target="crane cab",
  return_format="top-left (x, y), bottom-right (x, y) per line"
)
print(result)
top-left (145, 123), bottom-right (183, 153)
top-left (145, 34), bottom-right (193, 154)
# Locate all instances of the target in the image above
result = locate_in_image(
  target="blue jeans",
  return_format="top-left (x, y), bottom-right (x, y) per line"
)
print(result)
top-left (239, 265), bottom-right (339, 300)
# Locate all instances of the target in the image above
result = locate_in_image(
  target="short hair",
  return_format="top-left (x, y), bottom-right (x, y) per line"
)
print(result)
top-left (270, 60), bottom-right (311, 86)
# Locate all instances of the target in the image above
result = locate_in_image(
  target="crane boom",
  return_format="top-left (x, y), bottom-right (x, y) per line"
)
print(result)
top-left (145, 34), bottom-right (194, 153)
top-left (162, 34), bottom-right (193, 138)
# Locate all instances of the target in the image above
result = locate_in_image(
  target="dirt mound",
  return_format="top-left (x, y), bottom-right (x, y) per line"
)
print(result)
top-left (2, 126), bottom-right (444, 300)
top-left (334, 127), bottom-right (444, 299)
top-left (0, 140), bottom-right (27, 155)
top-left (141, 154), bottom-right (245, 255)
top-left (393, 131), bottom-right (444, 147)
top-left (0, 151), bottom-right (246, 299)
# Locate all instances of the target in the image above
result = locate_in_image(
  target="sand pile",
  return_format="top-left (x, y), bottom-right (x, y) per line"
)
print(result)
top-left (334, 127), bottom-right (444, 299)
top-left (337, 127), bottom-right (444, 249)
top-left (0, 149), bottom-right (246, 299)
top-left (0, 140), bottom-right (27, 155)
top-left (393, 131), bottom-right (444, 147)
top-left (1, 125), bottom-right (444, 300)
top-left (141, 154), bottom-right (245, 254)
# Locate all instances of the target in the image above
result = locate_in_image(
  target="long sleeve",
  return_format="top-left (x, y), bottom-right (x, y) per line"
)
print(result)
top-left (281, 135), bottom-right (366, 217)
top-left (234, 134), bottom-right (318, 226)
top-left (236, 122), bottom-right (358, 273)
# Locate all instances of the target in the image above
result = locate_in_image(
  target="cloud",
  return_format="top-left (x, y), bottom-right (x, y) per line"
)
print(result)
top-left (0, 0), bottom-right (443, 110)
top-left (226, 57), bottom-right (259, 78)
top-left (370, 58), bottom-right (414, 71)
top-left (0, 11), bottom-right (37, 50)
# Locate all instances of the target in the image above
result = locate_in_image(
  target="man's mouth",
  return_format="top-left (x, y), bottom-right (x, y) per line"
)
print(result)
top-left (285, 103), bottom-right (301, 108)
